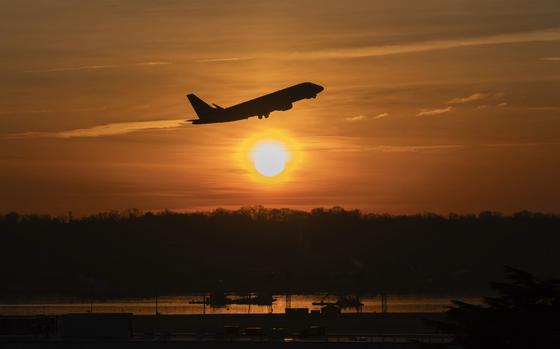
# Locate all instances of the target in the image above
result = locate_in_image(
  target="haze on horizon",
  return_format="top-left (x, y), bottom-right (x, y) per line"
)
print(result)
top-left (1, 0), bottom-right (560, 215)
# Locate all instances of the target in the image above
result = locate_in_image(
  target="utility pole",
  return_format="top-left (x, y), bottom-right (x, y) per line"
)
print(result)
top-left (381, 293), bottom-right (388, 313)
top-left (155, 294), bottom-right (160, 315)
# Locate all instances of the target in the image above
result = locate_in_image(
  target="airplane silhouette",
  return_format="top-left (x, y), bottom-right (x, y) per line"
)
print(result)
top-left (187, 82), bottom-right (324, 124)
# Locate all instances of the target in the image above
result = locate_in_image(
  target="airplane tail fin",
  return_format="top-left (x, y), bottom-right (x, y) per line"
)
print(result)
top-left (187, 94), bottom-right (215, 119)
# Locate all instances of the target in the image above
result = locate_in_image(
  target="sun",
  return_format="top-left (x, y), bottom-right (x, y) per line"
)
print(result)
top-left (236, 129), bottom-right (301, 184)
top-left (251, 141), bottom-right (290, 177)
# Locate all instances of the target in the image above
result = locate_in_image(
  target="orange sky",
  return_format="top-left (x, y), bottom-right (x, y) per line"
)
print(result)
top-left (1, 0), bottom-right (560, 215)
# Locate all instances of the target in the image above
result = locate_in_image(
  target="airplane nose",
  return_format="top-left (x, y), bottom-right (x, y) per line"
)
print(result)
top-left (315, 84), bottom-right (324, 93)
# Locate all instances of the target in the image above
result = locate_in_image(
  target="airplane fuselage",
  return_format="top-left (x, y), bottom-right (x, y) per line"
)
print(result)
top-left (188, 82), bottom-right (324, 124)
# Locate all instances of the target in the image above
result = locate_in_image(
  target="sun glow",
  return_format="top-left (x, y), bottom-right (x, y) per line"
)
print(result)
top-left (237, 129), bottom-right (301, 184)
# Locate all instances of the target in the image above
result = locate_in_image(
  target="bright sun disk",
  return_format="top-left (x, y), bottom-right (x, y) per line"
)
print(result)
top-left (251, 141), bottom-right (290, 177)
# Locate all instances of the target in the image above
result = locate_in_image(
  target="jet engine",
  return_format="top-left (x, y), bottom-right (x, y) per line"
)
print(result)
top-left (277, 103), bottom-right (293, 111)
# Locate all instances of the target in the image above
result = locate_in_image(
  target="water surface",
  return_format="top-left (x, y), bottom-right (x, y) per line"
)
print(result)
top-left (0, 294), bottom-right (480, 316)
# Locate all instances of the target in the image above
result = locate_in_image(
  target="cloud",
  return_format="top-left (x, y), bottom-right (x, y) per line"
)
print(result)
top-left (377, 142), bottom-right (557, 152)
top-left (24, 61), bottom-right (172, 73)
top-left (7, 119), bottom-right (186, 139)
top-left (345, 113), bottom-right (388, 122)
top-left (479, 142), bottom-right (540, 148)
top-left (447, 93), bottom-right (490, 105)
top-left (527, 106), bottom-right (560, 111)
top-left (374, 144), bottom-right (464, 152)
top-left (374, 112), bottom-right (389, 119)
top-left (448, 92), bottom-right (506, 106)
top-left (284, 28), bottom-right (560, 60)
top-left (305, 136), bottom-right (558, 154)
top-left (497, 102), bottom-right (508, 107)
top-left (135, 61), bottom-right (172, 66)
top-left (196, 57), bottom-right (252, 63)
top-left (416, 106), bottom-right (454, 116)
top-left (0, 106), bottom-right (110, 115)
top-left (304, 135), bottom-right (466, 154)
top-left (541, 57), bottom-right (560, 61)
top-left (345, 115), bottom-right (366, 122)
top-left (25, 65), bottom-right (118, 73)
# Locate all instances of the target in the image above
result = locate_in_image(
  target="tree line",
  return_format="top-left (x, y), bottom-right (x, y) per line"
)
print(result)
top-left (1, 207), bottom-right (558, 298)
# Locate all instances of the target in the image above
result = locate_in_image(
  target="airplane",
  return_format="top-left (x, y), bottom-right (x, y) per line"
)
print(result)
top-left (186, 82), bottom-right (324, 124)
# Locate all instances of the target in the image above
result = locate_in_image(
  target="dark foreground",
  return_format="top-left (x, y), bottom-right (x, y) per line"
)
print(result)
top-left (3, 209), bottom-right (559, 297)
top-left (1, 312), bottom-right (451, 348)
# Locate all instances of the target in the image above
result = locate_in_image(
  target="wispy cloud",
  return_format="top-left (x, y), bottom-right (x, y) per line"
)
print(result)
top-left (306, 136), bottom-right (558, 154)
top-left (285, 28), bottom-right (560, 60)
top-left (541, 57), bottom-right (560, 61)
top-left (305, 136), bottom-right (465, 153)
top-left (374, 112), bottom-right (389, 119)
top-left (6, 119), bottom-right (186, 139)
top-left (447, 93), bottom-right (490, 105)
top-left (374, 144), bottom-right (464, 152)
top-left (25, 65), bottom-right (118, 73)
top-left (448, 92), bottom-right (505, 106)
top-left (416, 106), bottom-right (454, 117)
top-left (527, 106), bottom-right (560, 111)
top-left (196, 57), bottom-right (252, 63)
top-left (24, 61), bottom-right (172, 73)
top-left (479, 142), bottom-right (540, 148)
top-left (345, 115), bottom-right (366, 122)
top-left (345, 113), bottom-right (388, 122)
top-left (0, 106), bottom-right (109, 115)
top-left (135, 61), bottom-right (172, 66)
